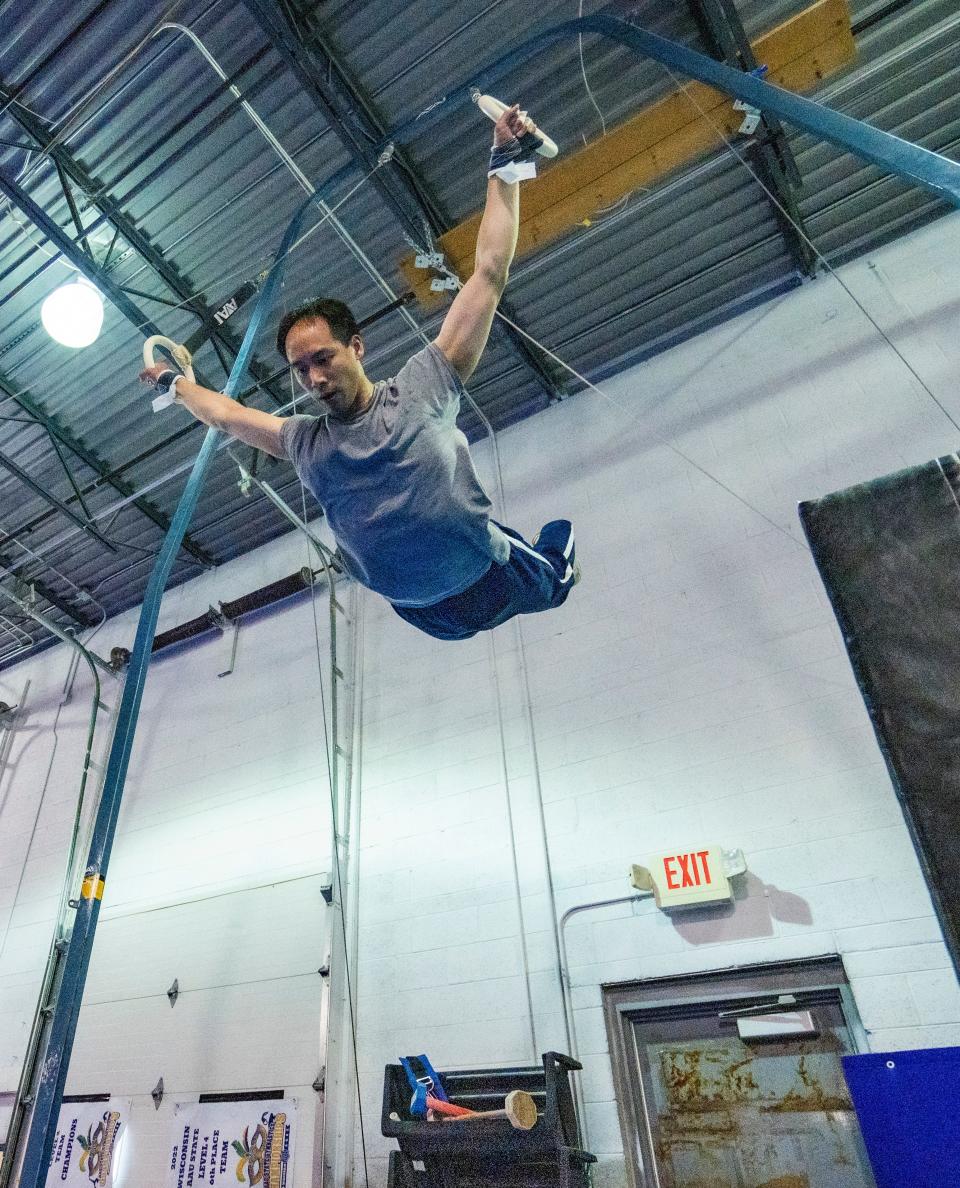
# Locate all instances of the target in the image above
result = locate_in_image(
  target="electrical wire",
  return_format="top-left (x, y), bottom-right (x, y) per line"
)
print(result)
top-left (578, 0), bottom-right (608, 137)
top-left (656, 61), bottom-right (960, 437)
top-left (288, 359), bottom-right (371, 1188)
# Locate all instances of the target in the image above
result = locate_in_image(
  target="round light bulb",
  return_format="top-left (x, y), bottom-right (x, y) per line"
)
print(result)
top-left (40, 278), bottom-right (104, 348)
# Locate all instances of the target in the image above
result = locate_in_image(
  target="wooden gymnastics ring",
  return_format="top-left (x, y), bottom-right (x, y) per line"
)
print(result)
top-left (143, 334), bottom-right (195, 411)
top-left (475, 94), bottom-right (559, 158)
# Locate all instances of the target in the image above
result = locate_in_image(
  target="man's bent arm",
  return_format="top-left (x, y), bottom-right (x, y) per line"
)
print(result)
top-left (143, 373), bottom-right (288, 458)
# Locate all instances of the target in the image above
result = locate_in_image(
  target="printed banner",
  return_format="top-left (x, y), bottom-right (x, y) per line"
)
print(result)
top-left (46, 1099), bottom-right (130, 1186)
top-left (167, 1099), bottom-right (296, 1188)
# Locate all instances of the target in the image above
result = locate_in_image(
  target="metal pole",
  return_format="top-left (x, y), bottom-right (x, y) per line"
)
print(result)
top-left (13, 175), bottom-right (330, 1187)
top-left (383, 15), bottom-right (960, 209)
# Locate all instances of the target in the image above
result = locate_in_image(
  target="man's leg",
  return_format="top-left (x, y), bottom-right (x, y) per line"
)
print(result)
top-left (391, 522), bottom-right (578, 640)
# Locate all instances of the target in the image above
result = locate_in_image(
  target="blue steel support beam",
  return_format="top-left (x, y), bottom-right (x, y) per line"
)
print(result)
top-left (15, 16), bottom-right (960, 1186)
top-left (685, 0), bottom-right (818, 276)
top-left (384, 15), bottom-right (960, 210)
top-left (14, 175), bottom-right (332, 1188)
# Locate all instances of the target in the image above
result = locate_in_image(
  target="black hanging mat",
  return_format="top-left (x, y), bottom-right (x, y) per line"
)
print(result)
top-left (799, 453), bottom-right (960, 976)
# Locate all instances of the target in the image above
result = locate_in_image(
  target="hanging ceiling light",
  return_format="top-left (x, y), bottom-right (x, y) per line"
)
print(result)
top-left (40, 277), bottom-right (104, 348)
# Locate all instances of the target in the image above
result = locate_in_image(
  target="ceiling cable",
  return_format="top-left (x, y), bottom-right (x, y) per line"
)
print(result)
top-left (656, 59), bottom-right (960, 437)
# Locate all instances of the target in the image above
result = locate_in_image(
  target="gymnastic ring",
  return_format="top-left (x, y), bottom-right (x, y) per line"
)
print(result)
top-left (142, 334), bottom-right (195, 382)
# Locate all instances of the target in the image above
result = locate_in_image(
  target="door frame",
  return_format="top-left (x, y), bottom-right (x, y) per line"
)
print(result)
top-left (603, 955), bottom-right (869, 1188)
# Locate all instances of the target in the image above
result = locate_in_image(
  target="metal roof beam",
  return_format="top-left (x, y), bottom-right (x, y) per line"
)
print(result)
top-left (240, 0), bottom-right (566, 403)
top-left (0, 75), bottom-right (292, 409)
top-left (0, 562), bottom-right (97, 629)
top-left (0, 166), bottom-right (193, 349)
top-left (686, 0), bottom-right (818, 277)
top-left (0, 446), bottom-right (118, 554)
top-left (53, 163), bottom-right (93, 258)
top-left (0, 371), bottom-right (217, 568)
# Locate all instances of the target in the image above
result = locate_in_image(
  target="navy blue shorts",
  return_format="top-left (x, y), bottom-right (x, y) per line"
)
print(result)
top-left (392, 520), bottom-right (577, 641)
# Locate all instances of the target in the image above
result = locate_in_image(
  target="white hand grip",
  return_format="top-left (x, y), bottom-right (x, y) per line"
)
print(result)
top-left (476, 94), bottom-right (558, 158)
top-left (143, 334), bottom-right (195, 378)
top-left (143, 335), bottom-right (195, 412)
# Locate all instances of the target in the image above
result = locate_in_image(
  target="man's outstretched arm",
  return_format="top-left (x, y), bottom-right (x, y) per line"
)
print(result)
top-left (139, 366), bottom-right (289, 458)
top-left (434, 104), bottom-right (528, 383)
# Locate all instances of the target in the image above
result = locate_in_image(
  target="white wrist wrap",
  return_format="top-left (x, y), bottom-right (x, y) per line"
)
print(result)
top-left (151, 374), bottom-right (183, 413)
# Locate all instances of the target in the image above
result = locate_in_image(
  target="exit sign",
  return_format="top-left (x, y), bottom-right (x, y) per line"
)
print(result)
top-left (631, 846), bottom-right (745, 909)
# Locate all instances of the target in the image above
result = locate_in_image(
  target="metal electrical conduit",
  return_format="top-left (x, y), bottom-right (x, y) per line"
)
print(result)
top-left (13, 17), bottom-right (960, 1185)
top-left (151, 21), bottom-right (429, 321)
top-left (556, 894), bottom-right (650, 1152)
top-left (225, 457), bottom-right (363, 1185)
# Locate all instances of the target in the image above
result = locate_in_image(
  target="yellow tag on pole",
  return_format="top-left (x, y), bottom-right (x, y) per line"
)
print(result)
top-left (80, 874), bottom-right (105, 901)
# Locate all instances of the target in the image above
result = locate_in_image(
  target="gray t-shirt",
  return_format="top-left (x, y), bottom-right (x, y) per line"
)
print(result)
top-left (280, 343), bottom-right (510, 607)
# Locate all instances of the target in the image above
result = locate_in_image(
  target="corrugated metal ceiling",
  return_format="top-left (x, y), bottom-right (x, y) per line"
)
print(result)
top-left (0, 0), bottom-right (957, 665)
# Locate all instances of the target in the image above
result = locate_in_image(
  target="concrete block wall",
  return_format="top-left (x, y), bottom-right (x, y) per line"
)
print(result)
top-left (0, 526), bottom-right (339, 1186)
top-left (1, 212), bottom-right (959, 1186)
top-left (351, 212), bottom-right (960, 1186)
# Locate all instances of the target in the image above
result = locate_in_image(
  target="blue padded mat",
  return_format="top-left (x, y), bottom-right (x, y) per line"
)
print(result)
top-left (843, 1046), bottom-right (960, 1187)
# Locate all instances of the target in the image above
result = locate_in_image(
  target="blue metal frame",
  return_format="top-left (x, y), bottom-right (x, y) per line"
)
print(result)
top-left (17, 14), bottom-right (960, 1185)
top-left (14, 171), bottom-right (342, 1183)
top-left (385, 15), bottom-right (960, 209)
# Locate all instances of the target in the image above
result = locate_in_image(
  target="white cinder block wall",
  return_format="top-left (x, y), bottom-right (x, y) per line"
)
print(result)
top-left (0, 527), bottom-right (340, 1187)
top-left (352, 211), bottom-right (960, 1186)
top-left (2, 212), bottom-right (960, 1187)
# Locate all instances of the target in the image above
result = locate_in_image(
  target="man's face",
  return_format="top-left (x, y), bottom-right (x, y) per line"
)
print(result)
top-left (285, 316), bottom-right (370, 419)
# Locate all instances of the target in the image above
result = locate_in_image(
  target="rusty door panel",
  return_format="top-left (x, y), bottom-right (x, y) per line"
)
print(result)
top-left (632, 1004), bottom-right (875, 1188)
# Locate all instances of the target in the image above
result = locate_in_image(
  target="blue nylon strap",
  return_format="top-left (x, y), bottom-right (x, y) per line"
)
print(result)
top-left (382, 14), bottom-right (960, 210)
top-left (400, 1054), bottom-right (449, 1116)
top-left (17, 186), bottom-right (320, 1188)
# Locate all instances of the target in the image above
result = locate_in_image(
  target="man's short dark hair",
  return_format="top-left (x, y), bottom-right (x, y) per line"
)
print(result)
top-left (276, 298), bottom-right (360, 357)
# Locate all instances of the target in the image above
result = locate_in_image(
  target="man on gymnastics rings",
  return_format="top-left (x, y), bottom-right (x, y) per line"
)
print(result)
top-left (139, 101), bottom-right (578, 641)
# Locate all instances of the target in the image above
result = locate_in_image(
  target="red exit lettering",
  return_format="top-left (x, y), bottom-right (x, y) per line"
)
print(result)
top-left (663, 850), bottom-right (713, 890)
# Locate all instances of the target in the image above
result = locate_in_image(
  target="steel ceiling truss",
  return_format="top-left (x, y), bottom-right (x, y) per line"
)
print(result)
top-left (0, 169), bottom-right (243, 572)
top-left (0, 442), bottom-right (118, 555)
top-left (0, 48), bottom-right (341, 581)
top-left (686, 0), bottom-right (818, 277)
top-left (0, 553), bottom-right (96, 629)
top-left (0, 71), bottom-right (291, 409)
top-left (0, 370), bottom-right (216, 569)
top-left (0, 54), bottom-right (318, 591)
top-left (241, 0), bottom-right (566, 404)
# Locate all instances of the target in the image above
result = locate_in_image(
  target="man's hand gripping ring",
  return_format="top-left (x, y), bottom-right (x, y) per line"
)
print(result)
top-left (143, 335), bottom-right (195, 412)
top-left (475, 94), bottom-right (559, 158)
